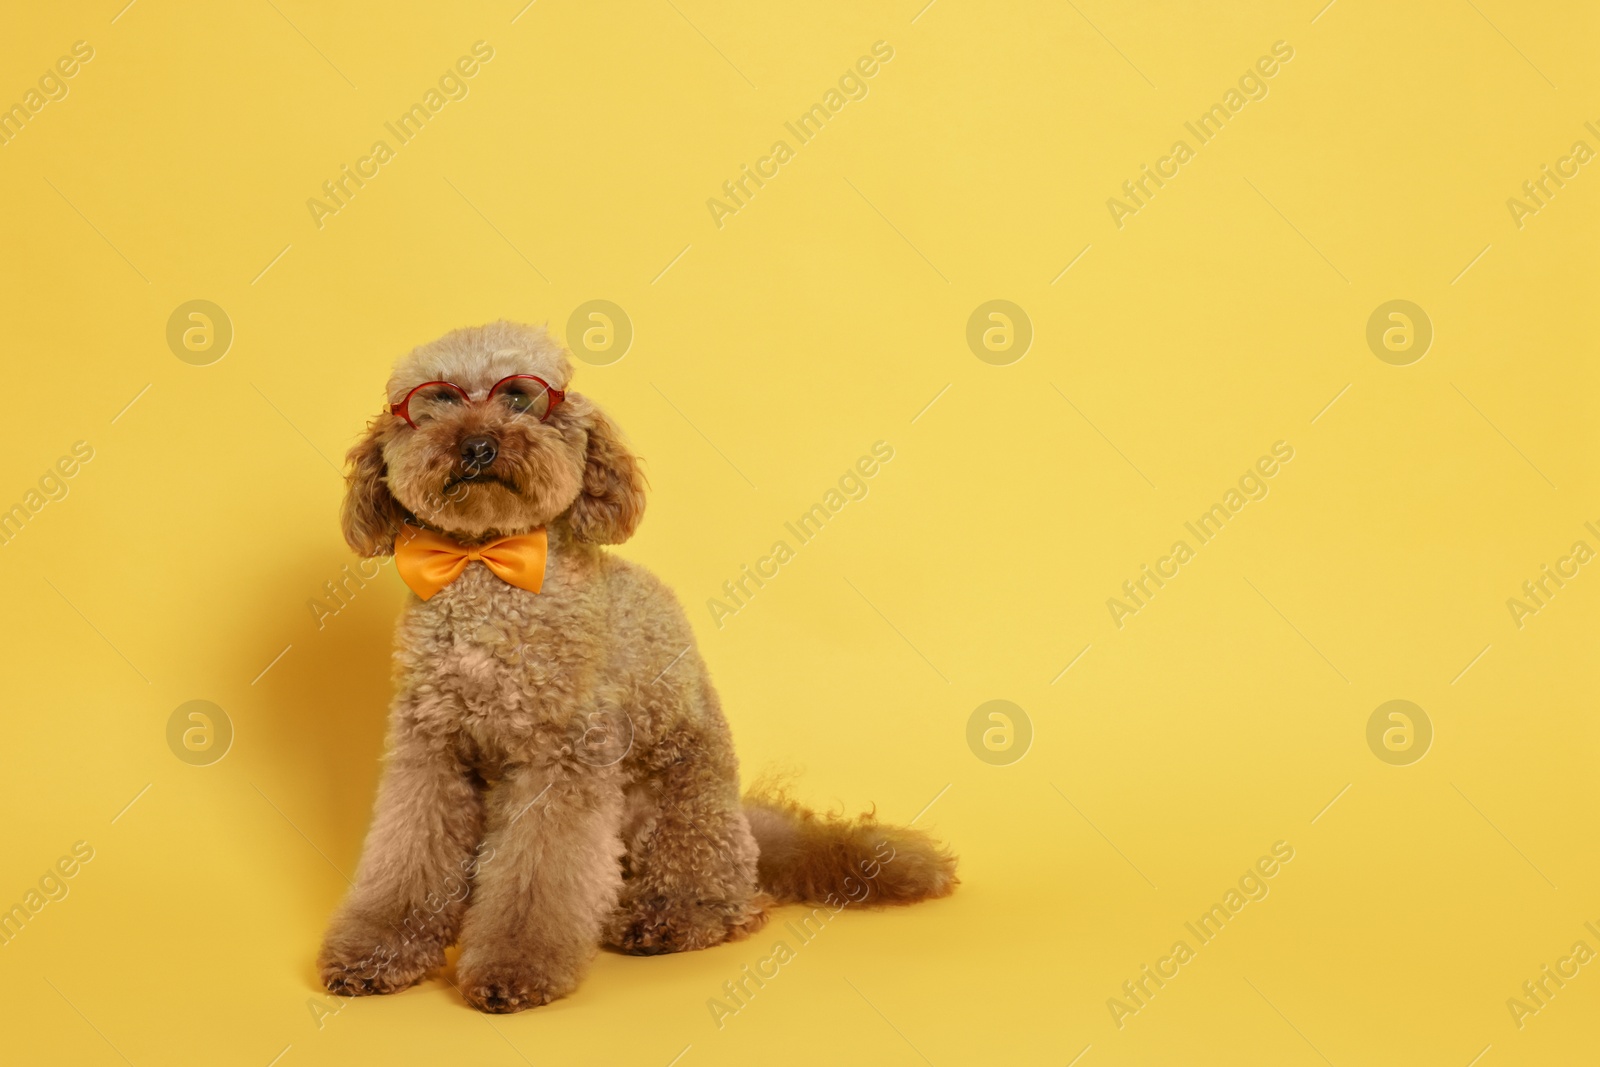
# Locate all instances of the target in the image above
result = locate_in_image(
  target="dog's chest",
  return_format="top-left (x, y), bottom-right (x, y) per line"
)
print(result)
top-left (404, 563), bottom-right (598, 759)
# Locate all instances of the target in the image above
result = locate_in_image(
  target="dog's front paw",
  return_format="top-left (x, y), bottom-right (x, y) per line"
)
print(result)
top-left (318, 916), bottom-right (442, 997)
top-left (457, 955), bottom-right (567, 1013)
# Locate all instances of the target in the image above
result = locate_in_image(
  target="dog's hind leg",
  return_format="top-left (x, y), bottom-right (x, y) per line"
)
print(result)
top-left (604, 721), bottom-right (769, 956)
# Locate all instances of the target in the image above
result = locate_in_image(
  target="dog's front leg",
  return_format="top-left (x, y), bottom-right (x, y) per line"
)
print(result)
top-left (456, 763), bottom-right (624, 1012)
top-left (318, 725), bottom-right (483, 996)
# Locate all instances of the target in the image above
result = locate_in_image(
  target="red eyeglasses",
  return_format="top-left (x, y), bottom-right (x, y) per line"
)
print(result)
top-left (390, 374), bottom-right (566, 428)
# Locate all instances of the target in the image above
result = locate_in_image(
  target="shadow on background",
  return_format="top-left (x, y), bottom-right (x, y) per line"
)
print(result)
top-left (242, 549), bottom-right (401, 883)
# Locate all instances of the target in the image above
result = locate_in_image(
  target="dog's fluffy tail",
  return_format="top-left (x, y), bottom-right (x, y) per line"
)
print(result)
top-left (742, 781), bottom-right (958, 907)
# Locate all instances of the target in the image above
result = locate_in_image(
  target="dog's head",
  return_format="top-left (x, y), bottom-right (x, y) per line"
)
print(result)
top-left (342, 320), bottom-right (644, 555)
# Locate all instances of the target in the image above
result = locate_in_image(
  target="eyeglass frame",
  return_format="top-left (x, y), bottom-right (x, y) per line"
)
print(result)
top-left (389, 374), bottom-right (567, 429)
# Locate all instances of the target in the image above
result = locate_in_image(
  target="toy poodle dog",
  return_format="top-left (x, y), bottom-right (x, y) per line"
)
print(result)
top-left (317, 321), bottom-right (956, 1013)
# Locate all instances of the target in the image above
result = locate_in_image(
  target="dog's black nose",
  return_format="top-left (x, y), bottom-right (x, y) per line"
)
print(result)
top-left (460, 435), bottom-right (498, 467)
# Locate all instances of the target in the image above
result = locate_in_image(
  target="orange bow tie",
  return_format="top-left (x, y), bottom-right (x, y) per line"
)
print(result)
top-left (393, 525), bottom-right (548, 601)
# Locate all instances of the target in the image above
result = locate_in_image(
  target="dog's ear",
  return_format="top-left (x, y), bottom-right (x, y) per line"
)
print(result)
top-left (342, 419), bottom-right (403, 557)
top-left (567, 400), bottom-right (646, 544)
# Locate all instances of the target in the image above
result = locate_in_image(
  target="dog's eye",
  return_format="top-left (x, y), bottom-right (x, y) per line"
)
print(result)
top-left (495, 385), bottom-right (549, 417)
top-left (407, 384), bottom-right (468, 424)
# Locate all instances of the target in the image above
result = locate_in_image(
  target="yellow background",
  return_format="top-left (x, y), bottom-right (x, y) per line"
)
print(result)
top-left (2, 1), bottom-right (1597, 1064)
